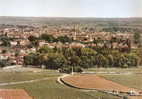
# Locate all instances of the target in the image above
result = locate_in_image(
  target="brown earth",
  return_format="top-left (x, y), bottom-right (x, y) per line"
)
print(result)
top-left (62, 74), bottom-right (138, 92)
top-left (62, 74), bottom-right (142, 99)
top-left (129, 96), bottom-right (142, 99)
top-left (0, 89), bottom-right (33, 99)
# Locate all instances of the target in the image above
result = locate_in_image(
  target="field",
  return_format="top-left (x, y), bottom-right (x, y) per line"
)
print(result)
top-left (62, 68), bottom-right (142, 99)
top-left (101, 74), bottom-right (142, 91)
top-left (98, 69), bottom-right (142, 99)
top-left (84, 67), bottom-right (142, 90)
top-left (0, 68), bottom-right (120, 99)
top-left (62, 74), bottom-right (137, 92)
top-left (0, 70), bottom-right (59, 83)
top-left (85, 67), bottom-right (142, 73)
top-left (1, 67), bottom-right (142, 99)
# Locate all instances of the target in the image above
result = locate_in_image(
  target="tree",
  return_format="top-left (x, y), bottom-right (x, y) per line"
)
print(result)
top-left (96, 54), bottom-right (108, 67)
top-left (107, 54), bottom-right (114, 67)
top-left (70, 56), bottom-right (81, 66)
top-left (40, 34), bottom-right (55, 42)
top-left (38, 45), bottom-right (54, 53)
top-left (0, 59), bottom-right (9, 67)
top-left (38, 53), bottom-right (48, 66)
top-left (1, 37), bottom-right (11, 47)
top-left (79, 48), bottom-right (97, 68)
top-left (118, 55), bottom-right (128, 68)
top-left (63, 48), bottom-right (76, 60)
top-left (123, 96), bottom-right (128, 99)
top-left (24, 53), bottom-right (39, 65)
top-left (28, 35), bottom-right (39, 48)
top-left (28, 35), bottom-right (38, 42)
top-left (80, 48), bottom-right (97, 56)
top-left (125, 53), bottom-right (139, 67)
top-left (56, 35), bottom-right (72, 43)
top-left (80, 56), bottom-right (96, 68)
top-left (136, 48), bottom-right (142, 65)
top-left (133, 32), bottom-right (141, 45)
top-left (44, 53), bottom-right (67, 69)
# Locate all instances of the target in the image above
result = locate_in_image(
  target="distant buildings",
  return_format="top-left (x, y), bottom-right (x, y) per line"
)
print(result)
top-left (0, 24), bottom-right (138, 65)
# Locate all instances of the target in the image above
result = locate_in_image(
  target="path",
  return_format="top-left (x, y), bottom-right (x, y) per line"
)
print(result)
top-left (0, 77), bottom-right (53, 86)
top-left (57, 74), bottom-right (70, 84)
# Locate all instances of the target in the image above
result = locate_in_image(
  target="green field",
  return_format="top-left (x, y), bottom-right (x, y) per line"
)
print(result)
top-left (0, 70), bottom-right (60, 83)
top-left (0, 69), bottom-right (120, 99)
top-left (87, 67), bottom-right (142, 90)
top-left (101, 74), bottom-right (142, 90)
top-left (85, 67), bottom-right (142, 73)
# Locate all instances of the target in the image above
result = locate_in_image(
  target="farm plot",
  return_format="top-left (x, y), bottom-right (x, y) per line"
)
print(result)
top-left (62, 74), bottom-right (139, 92)
top-left (0, 68), bottom-right (120, 99)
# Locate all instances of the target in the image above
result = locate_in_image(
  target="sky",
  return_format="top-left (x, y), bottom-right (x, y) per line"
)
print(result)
top-left (0, 0), bottom-right (141, 17)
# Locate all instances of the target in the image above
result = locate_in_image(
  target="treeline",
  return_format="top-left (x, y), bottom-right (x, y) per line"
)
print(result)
top-left (28, 33), bottom-right (73, 44)
top-left (102, 27), bottom-right (142, 33)
top-left (24, 46), bottom-right (140, 70)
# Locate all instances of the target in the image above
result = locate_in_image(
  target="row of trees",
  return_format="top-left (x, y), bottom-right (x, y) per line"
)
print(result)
top-left (28, 34), bottom-right (73, 45)
top-left (24, 46), bottom-right (139, 70)
top-left (102, 27), bottom-right (142, 33)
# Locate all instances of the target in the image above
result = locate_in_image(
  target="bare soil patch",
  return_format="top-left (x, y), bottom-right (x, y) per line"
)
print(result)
top-left (62, 74), bottom-right (139, 92)
top-left (0, 89), bottom-right (33, 99)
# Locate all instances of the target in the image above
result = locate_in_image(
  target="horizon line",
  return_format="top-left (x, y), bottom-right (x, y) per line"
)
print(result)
top-left (0, 16), bottom-right (142, 18)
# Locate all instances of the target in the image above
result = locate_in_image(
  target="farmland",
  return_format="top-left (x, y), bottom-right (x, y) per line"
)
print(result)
top-left (85, 67), bottom-right (142, 90)
top-left (61, 72), bottom-right (142, 99)
top-left (0, 67), bottom-right (142, 99)
top-left (0, 68), bottom-right (120, 99)
top-left (85, 67), bottom-right (142, 74)
top-left (62, 74), bottom-right (137, 92)
top-left (101, 73), bottom-right (142, 90)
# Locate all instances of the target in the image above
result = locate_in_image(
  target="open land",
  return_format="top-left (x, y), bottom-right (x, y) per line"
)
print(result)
top-left (0, 67), bottom-right (120, 99)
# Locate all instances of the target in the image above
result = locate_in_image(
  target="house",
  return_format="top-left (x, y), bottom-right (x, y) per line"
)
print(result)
top-left (69, 42), bottom-right (85, 48)
top-left (10, 41), bottom-right (17, 46)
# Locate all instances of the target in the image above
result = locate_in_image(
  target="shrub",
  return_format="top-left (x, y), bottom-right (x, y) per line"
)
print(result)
top-left (24, 53), bottom-right (39, 65)
top-left (121, 64), bottom-right (128, 68)
top-left (123, 96), bottom-right (128, 99)
top-left (0, 60), bottom-right (9, 67)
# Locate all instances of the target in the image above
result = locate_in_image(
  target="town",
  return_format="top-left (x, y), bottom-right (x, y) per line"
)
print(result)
top-left (0, 17), bottom-right (142, 99)
top-left (0, 18), bottom-right (141, 67)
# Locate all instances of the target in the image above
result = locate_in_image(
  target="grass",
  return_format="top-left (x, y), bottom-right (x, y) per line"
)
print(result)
top-left (85, 67), bottom-right (142, 73)
top-left (100, 74), bottom-right (142, 90)
top-left (0, 69), bottom-right (120, 99)
top-left (0, 78), bottom-right (120, 99)
top-left (0, 70), bottom-right (60, 83)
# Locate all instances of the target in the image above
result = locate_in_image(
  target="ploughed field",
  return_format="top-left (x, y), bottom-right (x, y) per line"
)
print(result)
top-left (62, 74), bottom-right (138, 92)
top-left (62, 74), bottom-right (142, 99)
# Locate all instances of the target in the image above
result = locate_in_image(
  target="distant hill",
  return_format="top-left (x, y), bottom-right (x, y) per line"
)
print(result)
top-left (0, 17), bottom-right (142, 33)
top-left (0, 16), bottom-right (142, 25)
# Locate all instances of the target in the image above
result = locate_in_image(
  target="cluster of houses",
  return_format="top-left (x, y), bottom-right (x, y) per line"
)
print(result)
top-left (0, 26), bottom-right (38, 65)
top-left (0, 24), bottom-right (138, 66)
